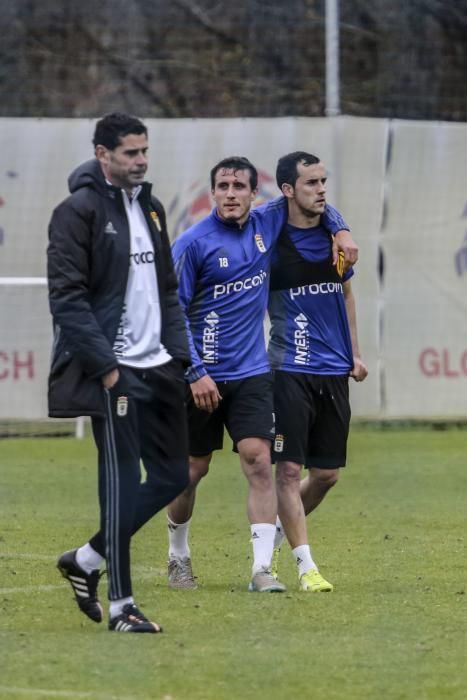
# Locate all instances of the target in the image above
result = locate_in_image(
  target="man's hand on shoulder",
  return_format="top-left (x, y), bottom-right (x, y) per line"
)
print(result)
top-left (190, 375), bottom-right (222, 412)
top-left (332, 230), bottom-right (359, 270)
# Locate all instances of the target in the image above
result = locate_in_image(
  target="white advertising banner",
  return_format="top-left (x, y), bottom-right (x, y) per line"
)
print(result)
top-left (382, 121), bottom-right (467, 418)
top-left (1, 116), bottom-right (465, 420)
top-left (0, 283), bottom-right (51, 419)
top-left (0, 118), bottom-right (96, 277)
top-left (334, 117), bottom-right (389, 418)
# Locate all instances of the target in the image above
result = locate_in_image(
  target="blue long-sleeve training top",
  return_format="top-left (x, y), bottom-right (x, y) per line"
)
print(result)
top-left (171, 197), bottom-right (348, 382)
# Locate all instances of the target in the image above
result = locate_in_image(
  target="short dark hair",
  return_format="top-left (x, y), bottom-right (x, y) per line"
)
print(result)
top-left (92, 112), bottom-right (147, 150)
top-left (210, 156), bottom-right (258, 191)
top-left (276, 151), bottom-right (320, 189)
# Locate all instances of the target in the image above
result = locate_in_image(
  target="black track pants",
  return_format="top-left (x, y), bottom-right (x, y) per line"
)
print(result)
top-left (89, 361), bottom-right (189, 600)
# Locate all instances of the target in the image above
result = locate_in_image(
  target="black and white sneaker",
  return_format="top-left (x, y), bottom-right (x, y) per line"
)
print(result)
top-left (57, 549), bottom-right (104, 623)
top-left (108, 603), bottom-right (162, 634)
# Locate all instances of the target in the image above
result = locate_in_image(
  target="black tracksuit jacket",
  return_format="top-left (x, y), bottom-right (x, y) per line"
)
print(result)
top-left (47, 158), bottom-right (190, 417)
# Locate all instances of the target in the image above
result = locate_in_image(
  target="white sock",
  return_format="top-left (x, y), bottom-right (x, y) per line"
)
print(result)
top-left (168, 515), bottom-right (191, 559)
top-left (250, 523), bottom-right (276, 574)
top-left (292, 544), bottom-right (317, 577)
top-left (76, 543), bottom-right (104, 574)
top-left (109, 596), bottom-right (134, 619)
top-left (273, 517), bottom-right (286, 549)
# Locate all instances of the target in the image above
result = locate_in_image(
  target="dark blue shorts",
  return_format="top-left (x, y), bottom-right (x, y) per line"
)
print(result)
top-left (272, 371), bottom-right (350, 469)
top-left (187, 372), bottom-right (275, 456)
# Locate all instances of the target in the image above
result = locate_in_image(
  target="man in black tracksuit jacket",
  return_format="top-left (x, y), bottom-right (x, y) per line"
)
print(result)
top-left (48, 112), bottom-right (190, 633)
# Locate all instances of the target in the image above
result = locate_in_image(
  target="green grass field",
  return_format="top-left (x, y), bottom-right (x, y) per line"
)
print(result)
top-left (0, 426), bottom-right (465, 700)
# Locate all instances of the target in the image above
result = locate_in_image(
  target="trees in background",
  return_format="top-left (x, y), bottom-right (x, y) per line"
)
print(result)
top-left (1, 0), bottom-right (466, 120)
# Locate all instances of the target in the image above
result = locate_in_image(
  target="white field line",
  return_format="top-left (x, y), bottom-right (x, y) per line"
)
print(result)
top-left (1, 583), bottom-right (63, 595)
top-left (0, 554), bottom-right (165, 595)
top-left (0, 687), bottom-right (175, 700)
top-left (0, 553), bottom-right (56, 561)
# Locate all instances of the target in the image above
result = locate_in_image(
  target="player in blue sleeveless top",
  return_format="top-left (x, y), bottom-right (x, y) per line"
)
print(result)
top-left (268, 151), bottom-right (368, 592)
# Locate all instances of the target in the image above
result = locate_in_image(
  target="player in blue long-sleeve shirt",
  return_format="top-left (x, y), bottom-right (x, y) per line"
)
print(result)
top-left (166, 156), bottom-right (358, 592)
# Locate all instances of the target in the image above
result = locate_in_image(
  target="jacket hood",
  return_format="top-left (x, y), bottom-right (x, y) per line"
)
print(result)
top-left (68, 159), bottom-right (107, 195)
top-left (68, 158), bottom-right (153, 200)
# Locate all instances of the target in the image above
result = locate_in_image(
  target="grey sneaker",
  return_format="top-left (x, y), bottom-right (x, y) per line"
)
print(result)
top-left (168, 556), bottom-right (197, 589)
top-left (248, 566), bottom-right (286, 593)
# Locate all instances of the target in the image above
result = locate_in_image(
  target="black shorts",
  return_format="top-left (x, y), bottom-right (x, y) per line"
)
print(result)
top-left (187, 372), bottom-right (275, 456)
top-left (272, 371), bottom-right (350, 469)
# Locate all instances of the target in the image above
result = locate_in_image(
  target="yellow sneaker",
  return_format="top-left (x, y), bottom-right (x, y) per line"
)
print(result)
top-left (271, 547), bottom-right (281, 579)
top-left (299, 569), bottom-right (333, 592)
